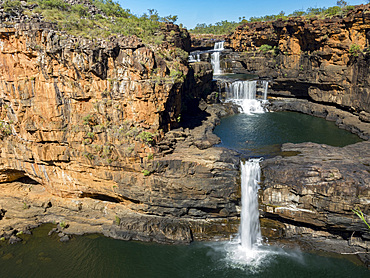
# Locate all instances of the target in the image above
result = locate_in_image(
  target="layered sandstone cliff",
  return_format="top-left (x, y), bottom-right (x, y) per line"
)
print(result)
top-left (224, 4), bottom-right (370, 115)
top-left (0, 3), bottom-right (239, 243)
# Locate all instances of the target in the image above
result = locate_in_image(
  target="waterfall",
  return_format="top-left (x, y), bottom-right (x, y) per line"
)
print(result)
top-left (224, 81), bottom-right (265, 114)
top-left (211, 41), bottom-right (224, 75)
top-left (189, 53), bottom-right (201, 63)
top-left (239, 160), bottom-right (262, 250)
top-left (263, 81), bottom-right (268, 101)
top-left (214, 41), bottom-right (225, 51)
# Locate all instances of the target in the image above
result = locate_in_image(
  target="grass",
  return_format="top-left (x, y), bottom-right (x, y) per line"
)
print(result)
top-left (353, 208), bottom-right (370, 230)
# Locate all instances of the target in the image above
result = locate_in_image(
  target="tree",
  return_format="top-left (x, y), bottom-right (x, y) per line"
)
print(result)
top-left (337, 0), bottom-right (348, 8)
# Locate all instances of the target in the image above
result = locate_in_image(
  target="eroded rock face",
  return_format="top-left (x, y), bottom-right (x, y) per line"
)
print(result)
top-left (260, 141), bottom-right (370, 265)
top-left (224, 4), bottom-right (370, 114)
top-left (190, 34), bottom-right (226, 51)
top-left (0, 18), bottom-right (239, 243)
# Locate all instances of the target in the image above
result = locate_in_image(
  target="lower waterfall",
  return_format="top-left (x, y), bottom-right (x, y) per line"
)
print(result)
top-left (223, 159), bottom-right (271, 270)
top-left (239, 159), bottom-right (262, 250)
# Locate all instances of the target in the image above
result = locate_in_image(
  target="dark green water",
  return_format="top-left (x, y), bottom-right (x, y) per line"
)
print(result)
top-left (0, 225), bottom-right (369, 278)
top-left (213, 111), bottom-right (362, 157)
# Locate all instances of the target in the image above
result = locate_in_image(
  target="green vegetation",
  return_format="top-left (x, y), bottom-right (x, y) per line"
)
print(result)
top-left (190, 2), bottom-right (356, 35)
top-left (147, 153), bottom-right (154, 160)
top-left (115, 215), bottom-right (121, 225)
top-left (83, 151), bottom-right (95, 160)
top-left (142, 169), bottom-right (151, 176)
top-left (138, 131), bottom-right (155, 144)
top-left (82, 115), bottom-right (94, 126)
top-left (349, 44), bottom-right (362, 56)
top-left (0, 120), bottom-right (12, 138)
top-left (20, 0), bottom-right (179, 42)
top-left (190, 20), bottom-right (242, 35)
top-left (259, 44), bottom-right (273, 54)
top-left (59, 221), bottom-right (67, 229)
top-left (3, 0), bottom-right (22, 12)
top-left (86, 132), bottom-right (95, 139)
top-left (353, 208), bottom-right (370, 230)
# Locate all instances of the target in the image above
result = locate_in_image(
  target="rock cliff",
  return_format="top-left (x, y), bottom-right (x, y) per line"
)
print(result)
top-left (260, 141), bottom-right (370, 266)
top-left (0, 2), bottom-right (239, 243)
top-left (225, 4), bottom-right (370, 115)
top-left (221, 5), bottom-right (370, 266)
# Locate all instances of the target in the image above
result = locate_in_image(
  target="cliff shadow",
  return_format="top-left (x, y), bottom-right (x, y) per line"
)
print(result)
top-left (180, 98), bottom-right (211, 130)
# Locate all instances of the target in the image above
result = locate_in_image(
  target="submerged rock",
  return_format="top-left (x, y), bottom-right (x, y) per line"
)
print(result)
top-left (8, 235), bottom-right (22, 244)
top-left (59, 235), bottom-right (70, 242)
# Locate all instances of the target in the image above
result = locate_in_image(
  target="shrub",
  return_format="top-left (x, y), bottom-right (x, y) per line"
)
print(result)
top-left (349, 44), bottom-right (361, 56)
top-left (59, 221), bottom-right (67, 229)
top-left (83, 151), bottom-right (94, 160)
top-left (3, 0), bottom-right (22, 13)
top-left (86, 132), bottom-right (95, 139)
top-left (142, 169), bottom-right (151, 176)
top-left (82, 115), bottom-right (95, 126)
top-left (259, 44), bottom-right (273, 53)
top-left (138, 131), bottom-right (154, 144)
top-left (324, 6), bottom-right (342, 17)
top-left (0, 121), bottom-right (12, 137)
top-left (30, 0), bottom-right (179, 43)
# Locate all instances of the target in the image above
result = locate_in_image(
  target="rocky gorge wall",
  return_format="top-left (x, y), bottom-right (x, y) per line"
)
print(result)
top-left (219, 5), bottom-right (370, 266)
top-left (0, 16), bottom-right (240, 243)
top-left (224, 4), bottom-right (370, 116)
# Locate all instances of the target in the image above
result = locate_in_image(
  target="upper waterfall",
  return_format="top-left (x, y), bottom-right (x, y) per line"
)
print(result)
top-left (214, 41), bottom-right (225, 51)
top-left (211, 41), bottom-right (224, 75)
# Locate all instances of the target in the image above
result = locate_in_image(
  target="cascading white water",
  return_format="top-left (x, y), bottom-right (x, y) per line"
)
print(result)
top-left (262, 80), bottom-right (268, 102)
top-left (223, 159), bottom-right (267, 269)
top-left (224, 80), bottom-right (265, 114)
top-left (239, 160), bottom-right (262, 250)
top-left (188, 53), bottom-right (201, 63)
top-left (211, 41), bottom-right (224, 75)
top-left (214, 41), bottom-right (225, 51)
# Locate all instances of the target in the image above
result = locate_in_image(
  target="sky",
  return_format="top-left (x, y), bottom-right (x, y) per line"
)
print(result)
top-left (118, 0), bottom-right (367, 29)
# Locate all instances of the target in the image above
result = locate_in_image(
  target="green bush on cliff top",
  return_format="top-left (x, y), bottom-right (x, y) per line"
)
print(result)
top-left (22, 0), bottom-right (178, 42)
top-left (190, 3), bottom-right (357, 35)
top-left (3, 0), bottom-right (22, 12)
